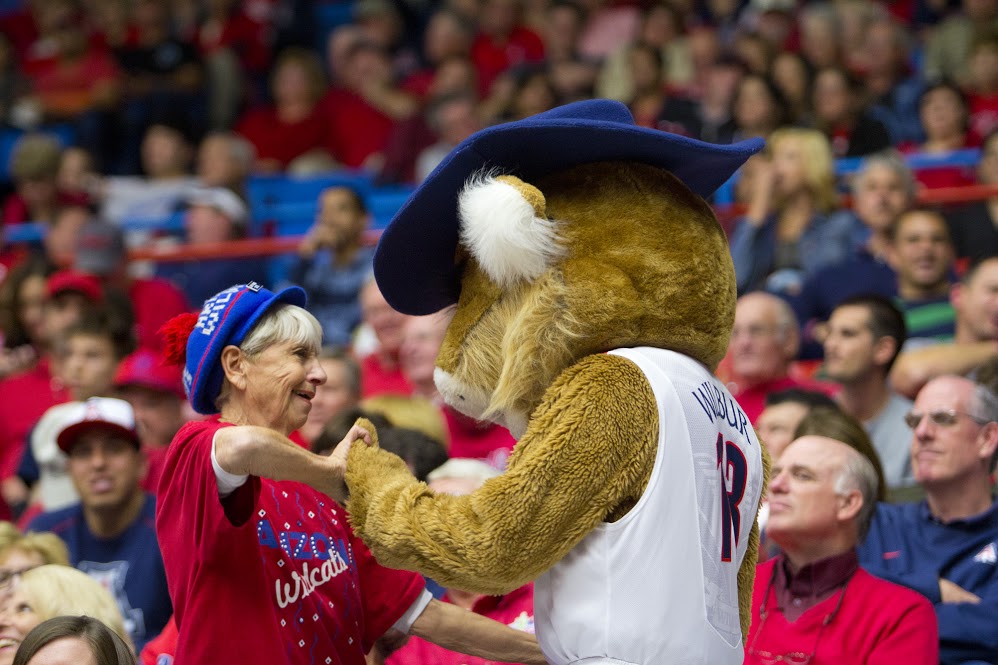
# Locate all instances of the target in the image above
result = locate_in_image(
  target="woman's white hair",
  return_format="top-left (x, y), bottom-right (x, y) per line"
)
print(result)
top-left (240, 304), bottom-right (323, 358)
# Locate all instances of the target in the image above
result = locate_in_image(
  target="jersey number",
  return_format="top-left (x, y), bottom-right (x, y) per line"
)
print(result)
top-left (716, 433), bottom-right (748, 562)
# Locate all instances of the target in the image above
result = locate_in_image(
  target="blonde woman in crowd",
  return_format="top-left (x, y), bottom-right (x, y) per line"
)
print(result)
top-left (729, 127), bottom-right (855, 296)
top-left (0, 565), bottom-right (132, 662)
top-left (0, 524), bottom-right (68, 583)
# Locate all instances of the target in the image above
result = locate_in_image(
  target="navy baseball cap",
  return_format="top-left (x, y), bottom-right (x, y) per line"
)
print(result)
top-left (373, 98), bottom-right (764, 315)
top-left (184, 282), bottom-right (306, 414)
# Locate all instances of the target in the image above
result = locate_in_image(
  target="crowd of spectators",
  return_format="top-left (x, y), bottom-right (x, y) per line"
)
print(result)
top-left (0, 0), bottom-right (995, 663)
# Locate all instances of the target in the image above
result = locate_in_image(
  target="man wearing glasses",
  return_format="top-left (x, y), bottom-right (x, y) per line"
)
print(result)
top-left (859, 375), bottom-right (998, 665)
top-left (744, 434), bottom-right (937, 665)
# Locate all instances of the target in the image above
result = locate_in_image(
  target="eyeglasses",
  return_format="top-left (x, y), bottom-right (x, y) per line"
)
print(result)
top-left (902, 409), bottom-right (992, 430)
top-left (746, 570), bottom-right (849, 664)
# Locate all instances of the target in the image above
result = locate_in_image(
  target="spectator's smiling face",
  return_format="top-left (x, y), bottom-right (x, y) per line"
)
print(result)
top-left (0, 588), bottom-right (42, 664)
top-left (240, 340), bottom-right (328, 436)
top-left (890, 212), bottom-right (953, 292)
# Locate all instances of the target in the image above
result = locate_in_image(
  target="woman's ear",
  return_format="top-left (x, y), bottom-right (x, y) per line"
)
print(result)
top-left (220, 345), bottom-right (248, 391)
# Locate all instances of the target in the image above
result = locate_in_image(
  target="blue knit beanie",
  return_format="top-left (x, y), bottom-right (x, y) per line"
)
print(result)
top-left (179, 281), bottom-right (307, 414)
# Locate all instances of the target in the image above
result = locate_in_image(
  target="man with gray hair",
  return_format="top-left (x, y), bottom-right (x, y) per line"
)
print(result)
top-left (726, 291), bottom-right (833, 423)
top-left (790, 150), bottom-right (915, 355)
top-left (859, 375), bottom-right (998, 665)
top-left (744, 433), bottom-right (938, 664)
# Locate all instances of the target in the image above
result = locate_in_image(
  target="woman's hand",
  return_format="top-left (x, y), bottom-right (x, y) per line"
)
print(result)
top-left (324, 422), bottom-right (375, 502)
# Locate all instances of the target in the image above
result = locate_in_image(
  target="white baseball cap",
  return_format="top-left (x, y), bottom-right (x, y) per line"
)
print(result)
top-left (56, 397), bottom-right (140, 454)
top-left (185, 186), bottom-right (249, 226)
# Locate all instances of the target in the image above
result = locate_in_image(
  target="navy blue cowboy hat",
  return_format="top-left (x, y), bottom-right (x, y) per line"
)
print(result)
top-left (374, 99), bottom-right (764, 315)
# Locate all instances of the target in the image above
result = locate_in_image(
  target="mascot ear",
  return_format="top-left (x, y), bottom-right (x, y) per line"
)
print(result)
top-left (458, 173), bottom-right (564, 287)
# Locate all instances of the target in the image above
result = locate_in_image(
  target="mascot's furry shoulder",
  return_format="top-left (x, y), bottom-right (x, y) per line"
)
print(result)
top-left (346, 99), bottom-right (770, 665)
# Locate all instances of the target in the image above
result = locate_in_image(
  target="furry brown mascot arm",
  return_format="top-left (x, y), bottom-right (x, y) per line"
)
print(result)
top-left (347, 353), bottom-right (657, 595)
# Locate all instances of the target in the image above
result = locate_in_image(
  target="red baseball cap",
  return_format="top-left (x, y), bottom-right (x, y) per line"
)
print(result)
top-left (113, 349), bottom-right (186, 400)
top-left (46, 270), bottom-right (103, 302)
top-left (56, 397), bottom-right (141, 454)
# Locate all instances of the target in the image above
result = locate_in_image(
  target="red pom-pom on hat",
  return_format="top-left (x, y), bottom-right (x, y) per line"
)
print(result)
top-left (159, 312), bottom-right (199, 367)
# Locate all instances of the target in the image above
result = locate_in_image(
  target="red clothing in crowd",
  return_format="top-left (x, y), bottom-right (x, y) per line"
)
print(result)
top-left (470, 28), bottom-right (545, 95)
top-left (27, 49), bottom-right (121, 118)
top-left (141, 445), bottom-right (169, 496)
top-left (127, 277), bottom-right (190, 352)
top-left (745, 557), bottom-right (938, 665)
top-left (0, 357), bottom-right (68, 482)
top-left (194, 8), bottom-right (271, 76)
top-left (236, 106), bottom-right (329, 170)
top-left (969, 92), bottom-right (998, 144)
top-left (899, 141), bottom-right (977, 190)
top-left (2, 191), bottom-right (90, 227)
top-left (388, 585), bottom-right (535, 665)
top-left (730, 375), bottom-right (836, 425)
top-left (322, 89), bottom-right (396, 169)
top-left (139, 615), bottom-right (177, 665)
top-left (156, 420), bottom-right (426, 665)
top-left (360, 353), bottom-right (413, 398)
top-left (443, 406), bottom-right (516, 471)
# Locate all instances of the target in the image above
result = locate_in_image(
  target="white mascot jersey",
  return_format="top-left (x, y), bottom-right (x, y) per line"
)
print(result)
top-left (534, 347), bottom-right (764, 665)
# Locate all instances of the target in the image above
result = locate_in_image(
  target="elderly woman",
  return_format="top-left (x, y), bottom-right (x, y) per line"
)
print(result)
top-left (0, 564), bottom-right (132, 662)
top-left (156, 282), bottom-right (543, 665)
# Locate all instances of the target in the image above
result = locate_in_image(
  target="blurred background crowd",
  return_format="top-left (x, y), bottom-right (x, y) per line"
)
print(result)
top-left (0, 0), bottom-right (995, 663)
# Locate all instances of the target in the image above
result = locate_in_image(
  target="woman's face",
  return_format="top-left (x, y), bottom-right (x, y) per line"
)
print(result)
top-left (921, 87), bottom-right (966, 140)
top-left (812, 70), bottom-right (851, 125)
top-left (735, 77), bottom-right (775, 133)
top-left (772, 138), bottom-right (808, 197)
top-left (0, 587), bottom-right (42, 664)
top-left (240, 340), bottom-right (328, 436)
top-left (273, 61), bottom-right (312, 105)
top-left (17, 276), bottom-right (47, 345)
top-left (772, 54), bottom-right (807, 105)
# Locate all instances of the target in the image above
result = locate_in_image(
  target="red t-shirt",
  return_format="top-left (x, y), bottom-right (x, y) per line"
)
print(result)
top-left (321, 89), bottom-right (396, 169)
top-left (470, 28), bottom-right (545, 95)
top-left (969, 92), bottom-right (998, 144)
top-left (139, 614), bottom-right (177, 665)
top-left (2, 191), bottom-right (90, 226)
top-left (156, 420), bottom-right (425, 665)
top-left (236, 106), bottom-right (330, 170)
top-left (195, 9), bottom-right (271, 75)
top-left (387, 584), bottom-right (535, 665)
top-left (29, 49), bottom-right (121, 118)
top-left (359, 353), bottom-right (413, 398)
top-left (443, 406), bottom-right (516, 471)
top-left (127, 277), bottom-right (190, 352)
top-left (0, 357), bottom-right (69, 481)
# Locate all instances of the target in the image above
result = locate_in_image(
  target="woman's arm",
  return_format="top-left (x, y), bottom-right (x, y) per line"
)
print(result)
top-left (410, 598), bottom-right (546, 665)
top-left (214, 422), bottom-right (371, 502)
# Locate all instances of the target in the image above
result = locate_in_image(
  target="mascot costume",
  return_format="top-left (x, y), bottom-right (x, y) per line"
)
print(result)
top-left (346, 99), bottom-right (770, 665)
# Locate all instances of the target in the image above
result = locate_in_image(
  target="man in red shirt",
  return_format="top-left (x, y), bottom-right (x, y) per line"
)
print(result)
top-left (726, 291), bottom-right (834, 424)
top-left (745, 434), bottom-right (938, 664)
